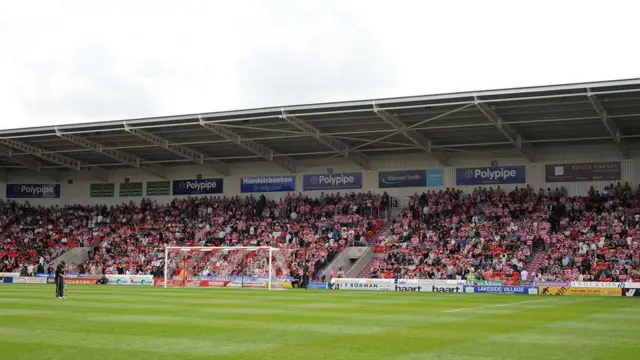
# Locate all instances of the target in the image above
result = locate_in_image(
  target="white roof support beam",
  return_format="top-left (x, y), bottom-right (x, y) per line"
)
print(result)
top-left (198, 117), bottom-right (296, 173)
top-left (0, 138), bottom-right (110, 181)
top-left (280, 111), bottom-right (371, 169)
top-left (123, 123), bottom-right (229, 175)
top-left (55, 128), bottom-right (168, 179)
top-left (474, 98), bottom-right (535, 162)
top-left (372, 103), bottom-right (449, 166)
top-left (587, 91), bottom-right (630, 158)
top-left (0, 144), bottom-right (43, 172)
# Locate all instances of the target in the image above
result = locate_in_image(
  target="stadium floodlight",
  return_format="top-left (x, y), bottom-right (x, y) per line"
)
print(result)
top-left (372, 103), bottom-right (449, 166)
top-left (164, 246), bottom-right (301, 291)
top-left (198, 117), bottom-right (297, 173)
top-left (586, 91), bottom-right (630, 158)
top-left (0, 138), bottom-right (111, 181)
top-left (280, 110), bottom-right (371, 170)
top-left (123, 123), bottom-right (230, 176)
top-left (54, 128), bottom-right (168, 179)
top-left (474, 98), bottom-right (536, 162)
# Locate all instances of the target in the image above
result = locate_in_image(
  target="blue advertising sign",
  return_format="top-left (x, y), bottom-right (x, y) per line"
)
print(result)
top-left (307, 282), bottom-right (328, 290)
top-left (426, 169), bottom-right (443, 187)
top-left (378, 169), bottom-right (443, 188)
top-left (456, 166), bottom-right (526, 186)
top-left (240, 175), bottom-right (296, 193)
top-left (467, 285), bottom-right (538, 295)
top-left (172, 178), bottom-right (223, 195)
top-left (6, 184), bottom-right (61, 198)
top-left (303, 172), bottom-right (362, 191)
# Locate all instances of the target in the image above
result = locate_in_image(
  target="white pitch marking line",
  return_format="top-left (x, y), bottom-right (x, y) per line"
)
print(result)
top-left (442, 299), bottom-right (550, 313)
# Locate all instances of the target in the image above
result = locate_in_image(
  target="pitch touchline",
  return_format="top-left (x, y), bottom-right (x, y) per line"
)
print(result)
top-left (442, 299), bottom-right (549, 313)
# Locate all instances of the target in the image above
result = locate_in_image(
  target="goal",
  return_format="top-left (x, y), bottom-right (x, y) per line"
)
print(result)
top-left (163, 246), bottom-right (296, 290)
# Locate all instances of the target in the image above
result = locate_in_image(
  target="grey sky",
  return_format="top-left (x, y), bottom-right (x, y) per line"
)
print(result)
top-left (0, 0), bottom-right (639, 129)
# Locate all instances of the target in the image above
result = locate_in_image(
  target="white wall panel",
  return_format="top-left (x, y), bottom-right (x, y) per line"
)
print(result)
top-left (1, 144), bottom-right (637, 206)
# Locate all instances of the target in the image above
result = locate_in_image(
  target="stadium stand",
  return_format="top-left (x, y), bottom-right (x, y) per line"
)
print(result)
top-left (3, 183), bottom-right (640, 284)
top-left (359, 184), bottom-right (640, 283)
top-left (1, 193), bottom-right (387, 280)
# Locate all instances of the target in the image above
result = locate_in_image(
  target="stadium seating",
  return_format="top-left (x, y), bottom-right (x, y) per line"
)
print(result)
top-left (0, 193), bottom-right (387, 280)
top-left (361, 184), bottom-right (640, 283)
top-left (2, 184), bottom-right (639, 283)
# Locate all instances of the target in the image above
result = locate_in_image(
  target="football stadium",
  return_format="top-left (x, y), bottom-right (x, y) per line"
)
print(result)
top-left (2, 79), bottom-right (640, 360)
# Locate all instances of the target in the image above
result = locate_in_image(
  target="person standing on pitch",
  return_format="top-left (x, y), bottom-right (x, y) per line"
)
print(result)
top-left (55, 262), bottom-right (66, 299)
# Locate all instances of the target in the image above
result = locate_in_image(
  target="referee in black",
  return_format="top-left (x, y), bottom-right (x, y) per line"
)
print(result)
top-left (55, 261), bottom-right (66, 299)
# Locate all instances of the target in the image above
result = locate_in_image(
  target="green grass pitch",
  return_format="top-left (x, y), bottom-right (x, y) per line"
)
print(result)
top-left (0, 285), bottom-right (638, 360)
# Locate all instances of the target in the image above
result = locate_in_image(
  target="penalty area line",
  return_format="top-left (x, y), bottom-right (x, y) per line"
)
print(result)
top-left (442, 299), bottom-right (550, 313)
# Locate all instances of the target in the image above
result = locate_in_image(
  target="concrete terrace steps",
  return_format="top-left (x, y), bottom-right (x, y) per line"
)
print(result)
top-left (525, 251), bottom-right (546, 275)
top-left (357, 254), bottom-right (386, 278)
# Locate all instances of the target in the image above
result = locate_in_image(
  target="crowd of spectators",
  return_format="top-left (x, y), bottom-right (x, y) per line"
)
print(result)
top-left (3, 181), bottom-right (640, 284)
top-left (0, 192), bottom-right (388, 280)
top-left (369, 183), bottom-right (640, 283)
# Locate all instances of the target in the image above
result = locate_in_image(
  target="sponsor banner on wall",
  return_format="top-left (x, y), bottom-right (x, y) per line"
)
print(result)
top-left (465, 286), bottom-right (538, 295)
top-left (64, 277), bottom-right (100, 285)
top-left (0, 272), bottom-right (19, 278)
top-left (14, 277), bottom-right (47, 284)
top-left (540, 286), bottom-right (621, 297)
top-left (155, 278), bottom-right (292, 288)
top-left (456, 166), bottom-right (526, 186)
top-left (545, 162), bottom-right (621, 182)
top-left (6, 184), bottom-right (61, 198)
top-left (378, 169), bottom-right (443, 188)
top-left (173, 178), bottom-right (223, 195)
top-left (539, 281), bottom-right (571, 287)
top-left (0, 277), bottom-right (14, 283)
top-left (303, 173), bottom-right (362, 191)
top-left (106, 275), bottom-right (153, 286)
top-left (570, 281), bottom-right (624, 288)
top-left (307, 282), bottom-right (327, 290)
top-left (240, 175), bottom-right (296, 193)
top-left (426, 169), bottom-right (444, 187)
top-left (329, 278), bottom-right (394, 291)
top-left (396, 279), bottom-right (465, 286)
top-left (393, 284), bottom-right (464, 293)
top-left (466, 280), bottom-right (503, 286)
top-left (623, 289), bottom-right (640, 297)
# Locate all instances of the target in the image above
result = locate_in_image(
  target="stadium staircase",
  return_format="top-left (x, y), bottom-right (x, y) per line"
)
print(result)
top-left (525, 251), bottom-right (546, 276)
top-left (357, 253), bottom-right (386, 278)
top-left (49, 247), bottom-right (92, 269)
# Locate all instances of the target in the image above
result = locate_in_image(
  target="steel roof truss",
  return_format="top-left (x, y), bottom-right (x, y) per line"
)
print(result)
top-left (280, 111), bottom-right (371, 169)
top-left (587, 92), bottom-right (630, 158)
top-left (199, 118), bottom-right (296, 173)
top-left (373, 103), bottom-right (449, 166)
top-left (0, 138), bottom-right (110, 181)
top-left (474, 100), bottom-right (535, 162)
top-left (123, 123), bottom-right (229, 175)
top-left (0, 144), bottom-right (42, 172)
top-left (55, 128), bottom-right (167, 179)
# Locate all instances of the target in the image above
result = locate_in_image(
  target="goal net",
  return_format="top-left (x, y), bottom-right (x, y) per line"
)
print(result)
top-left (163, 246), bottom-right (296, 290)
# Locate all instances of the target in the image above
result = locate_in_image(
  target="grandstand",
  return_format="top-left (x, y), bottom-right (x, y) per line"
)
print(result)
top-left (2, 79), bottom-right (640, 360)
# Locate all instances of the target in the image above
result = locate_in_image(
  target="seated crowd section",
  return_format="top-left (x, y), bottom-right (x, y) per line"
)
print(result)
top-left (366, 183), bottom-right (640, 283)
top-left (0, 193), bottom-right (388, 280)
top-left (2, 182), bottom-right (640, 284)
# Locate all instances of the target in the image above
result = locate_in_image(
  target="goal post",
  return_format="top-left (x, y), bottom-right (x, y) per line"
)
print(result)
top-left (163, 246), bottom-right (294, 290)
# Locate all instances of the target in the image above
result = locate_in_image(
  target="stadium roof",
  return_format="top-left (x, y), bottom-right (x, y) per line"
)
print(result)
top-left (1, 78), bottom-right (640, 180)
